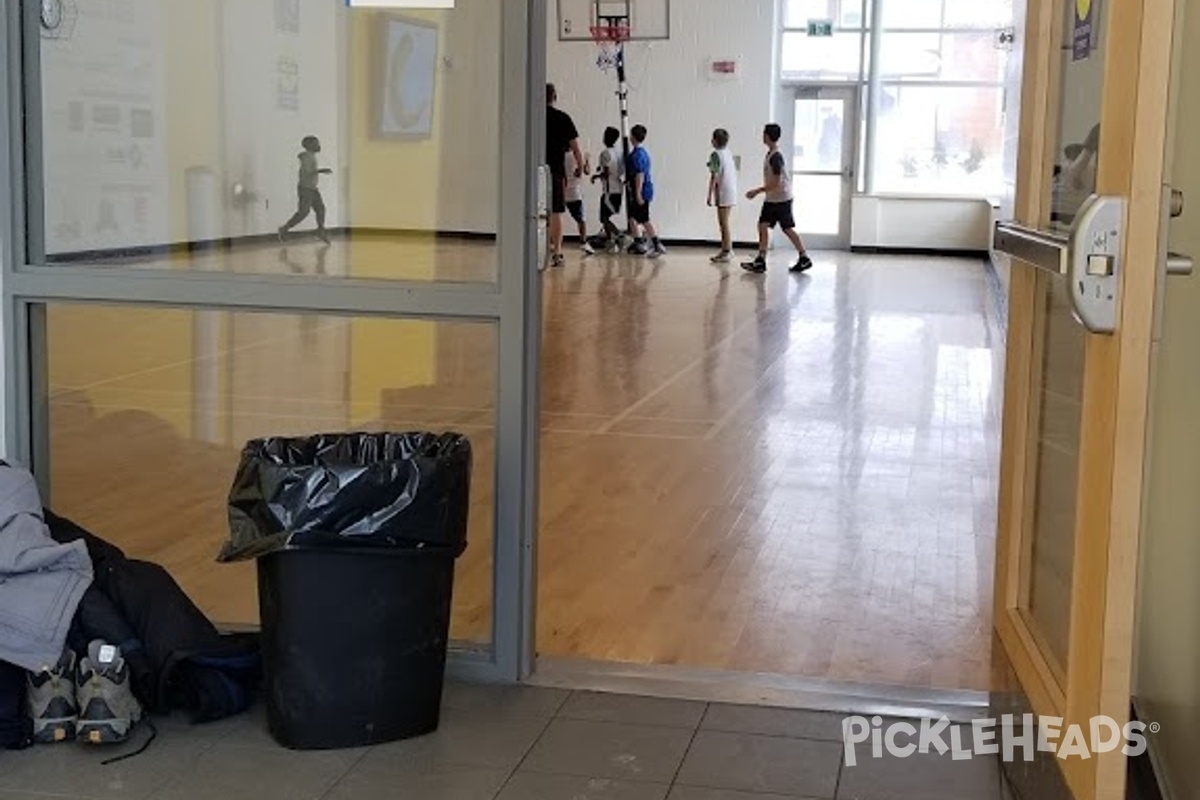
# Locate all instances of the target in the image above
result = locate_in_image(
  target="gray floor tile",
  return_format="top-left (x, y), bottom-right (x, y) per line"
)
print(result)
top-left (560, 692), bottom-right (707, 729)
top-left (328, 765), bottom-right (509, 800)
top-left (837, 750), bottom-right (1001, 800)
top-left (175, 705), bottom-right (276, 749)
top-left (522, 719), bottom-right (695, 783)
top-left (676, 731), bottom-right (842, 798)
top-left (144, 742), bottom-right (362, 800)
top-left (353, 707), bottom-right (550, 772)
top-left (498, 772), bottom-right (671, 800)
top-left (701, 706), bottom-right (847, 742)
top-left (443, 682), bottom-right (570, 718)
top-left (669, 788), bottom-right (821, 800)
top-left (0, 729), bottom-right (213, 799)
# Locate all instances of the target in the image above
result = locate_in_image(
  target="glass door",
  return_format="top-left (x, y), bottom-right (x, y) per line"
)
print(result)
top-left (1, 0), bottom-right (545, 683)
top-left (790, 85), bottom-right (857, 249)
top-left (992, 0), bottom-right (1179, 796)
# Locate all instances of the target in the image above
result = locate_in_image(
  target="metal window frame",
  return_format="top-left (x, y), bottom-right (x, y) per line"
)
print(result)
top-left (0, 0), bottom-right (546, 683)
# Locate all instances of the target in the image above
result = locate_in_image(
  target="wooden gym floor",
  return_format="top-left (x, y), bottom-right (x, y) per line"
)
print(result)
top-left (45, 237), bottom-right (1003, 692)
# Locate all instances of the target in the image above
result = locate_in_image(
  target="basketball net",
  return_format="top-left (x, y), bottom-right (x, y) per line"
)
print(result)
top-left (590, 22), bottom-right (630, 72)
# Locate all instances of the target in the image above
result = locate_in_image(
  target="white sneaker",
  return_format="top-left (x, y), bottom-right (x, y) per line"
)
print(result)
top-left (710, 251), bottom-right (732, 263)
top-left (581, 242), bottom-right (596, 256)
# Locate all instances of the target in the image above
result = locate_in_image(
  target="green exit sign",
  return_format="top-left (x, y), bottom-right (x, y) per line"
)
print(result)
top-left (807, 19), bottom-right (834, 37)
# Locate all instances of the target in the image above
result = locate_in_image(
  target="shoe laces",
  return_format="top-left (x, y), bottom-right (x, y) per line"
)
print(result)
top-left (100, 718), bottom-right (158, 767)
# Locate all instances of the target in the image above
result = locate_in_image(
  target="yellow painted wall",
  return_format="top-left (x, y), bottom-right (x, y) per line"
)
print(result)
top-left (347, 10), bottom-right (446, 232)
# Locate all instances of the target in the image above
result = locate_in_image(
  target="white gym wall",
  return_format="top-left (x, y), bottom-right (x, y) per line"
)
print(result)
top-left (547, 0), bottom-right (778, 243)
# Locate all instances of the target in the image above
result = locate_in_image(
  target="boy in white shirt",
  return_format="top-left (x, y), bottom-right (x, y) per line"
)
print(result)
top-left (593, 126), bottom-right (625, 253)
top-left (564, 150), bottom-right (595, 256)
top-left (706, 128), bottom-right (738, 263)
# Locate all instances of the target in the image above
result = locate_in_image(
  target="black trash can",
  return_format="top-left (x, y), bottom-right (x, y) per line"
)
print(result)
top-left (217, 432), bottom-right (471, 751)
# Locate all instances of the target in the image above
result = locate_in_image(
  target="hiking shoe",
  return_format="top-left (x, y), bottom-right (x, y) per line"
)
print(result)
top-left (741, 256), bottom-right (767, 273)
top-left (581, 242), bottom-right (596, 256)
top-left (76, 641), bottom-right (142, 745)
top-left (710, 250), bottom-right (732, 263)
top-left (27, 651), bottom-right (79, 744)
top-left (790, 254), bottom-right (814, 273)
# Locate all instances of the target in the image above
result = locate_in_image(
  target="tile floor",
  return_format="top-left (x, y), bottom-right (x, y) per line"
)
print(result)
top-left (0, 684), bottom-right (1010, 800)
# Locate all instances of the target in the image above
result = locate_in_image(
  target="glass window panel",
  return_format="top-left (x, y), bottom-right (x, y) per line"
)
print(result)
top-left (35, 0), bottom-right (500, 283)
top-left (1025, 275), bottom-right (1086, 673)
top-left (784, 0), bottom-right (868, 29)
top-left (943, 0), bottom-right (1014, 29)
top-left (44, 304), bottom-right (496, 647)
top-left (793, 97), bottom-right (846, 172)
top-left (781, 31), bottom-right (867, 82)
top-left (879, 31), bottom-right (1008, 83)
top-left (1048, 0), bottom-right (1106, 231)
top-left (881, 0), bottom-right (1012, 30)
top-left (872, 85), bottom-right (1006, 196)
top-left (792, 174), bottom-right (843, 235)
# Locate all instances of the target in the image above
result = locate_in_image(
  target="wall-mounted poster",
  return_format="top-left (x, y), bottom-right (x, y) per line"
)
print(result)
top-left (1073, 0), bottom-right (1098, 61)
top-left (375, 16), bottom-right (437, 139)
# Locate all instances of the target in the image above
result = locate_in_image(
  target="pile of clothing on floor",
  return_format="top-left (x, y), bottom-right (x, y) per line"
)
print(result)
top-left (0, 461), bottom-right (260, 754)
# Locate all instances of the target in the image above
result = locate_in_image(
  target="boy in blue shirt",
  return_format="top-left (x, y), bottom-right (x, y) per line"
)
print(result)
top-left (626, 125), bottom-right (666, 258)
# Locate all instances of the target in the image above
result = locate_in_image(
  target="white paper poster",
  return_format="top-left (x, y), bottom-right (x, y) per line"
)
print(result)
top-left (40, 0), bottom-right (169, 254)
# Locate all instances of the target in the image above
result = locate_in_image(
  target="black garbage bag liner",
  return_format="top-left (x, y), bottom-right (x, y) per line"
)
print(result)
top-left (218, 432), bottom-right (471, 563)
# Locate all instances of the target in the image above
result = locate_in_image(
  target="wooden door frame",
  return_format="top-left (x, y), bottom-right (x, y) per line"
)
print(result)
top-left (994, 0), bottom-right (1176, 797)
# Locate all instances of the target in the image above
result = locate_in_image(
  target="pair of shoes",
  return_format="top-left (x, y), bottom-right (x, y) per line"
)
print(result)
top-left (741, 256), bottom-right (767, 273)
top-left (27, 642), bottom-right (143, 746)
top-left (710, 250), bottom-right (732, 263)
top-left (581, 242), bottom-right (596, 256)
top-left (647, 242), bottom-right (668, 260)
top-left (790, 253), bottom-right (814, 273)
top-left (550, 253), bottom-right (566, 268)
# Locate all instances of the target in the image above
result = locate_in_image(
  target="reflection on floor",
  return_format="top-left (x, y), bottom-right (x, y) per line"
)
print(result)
top-left (0, 684), bottom-right (1009, 800)
top-left (47, 242), bottom-right (1004, 692)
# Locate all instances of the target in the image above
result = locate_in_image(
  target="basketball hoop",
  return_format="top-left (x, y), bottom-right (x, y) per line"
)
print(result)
top-left (590, 22), bottom-right (630, 72)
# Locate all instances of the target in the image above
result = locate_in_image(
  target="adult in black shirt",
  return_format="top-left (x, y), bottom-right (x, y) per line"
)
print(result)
top-left (546, 83), bottom-right (584, 267)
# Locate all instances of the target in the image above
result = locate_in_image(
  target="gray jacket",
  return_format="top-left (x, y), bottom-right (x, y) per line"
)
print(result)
top-left (0, 463), bottom-right (93, 671)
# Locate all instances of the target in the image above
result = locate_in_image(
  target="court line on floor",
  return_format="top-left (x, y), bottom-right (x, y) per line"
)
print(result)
top-left (595, 320), bottom-right (756, 435)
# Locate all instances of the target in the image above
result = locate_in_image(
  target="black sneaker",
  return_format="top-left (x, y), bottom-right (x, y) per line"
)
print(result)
top-left (790, 254), bottom-right (814, 273)
top-left (741, 257), bottom-right (767, 273)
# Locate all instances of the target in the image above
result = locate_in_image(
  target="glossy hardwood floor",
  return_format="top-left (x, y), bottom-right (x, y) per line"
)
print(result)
top-left (45, 238), bottom-right (1004, 691)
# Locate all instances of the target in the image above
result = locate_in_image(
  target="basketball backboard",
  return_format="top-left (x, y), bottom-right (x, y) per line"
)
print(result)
top-left (556, 0), bottom-right (670, 41)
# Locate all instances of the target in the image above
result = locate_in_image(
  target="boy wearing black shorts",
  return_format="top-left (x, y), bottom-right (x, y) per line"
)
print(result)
top-left (742, 123), bottom-right (813, 274)
top-left (626, 124), bottom-right (666, 259)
